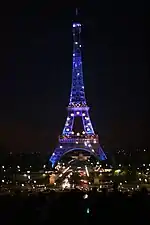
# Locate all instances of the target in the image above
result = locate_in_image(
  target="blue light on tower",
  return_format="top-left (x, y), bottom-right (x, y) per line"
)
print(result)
top-left (49, 12), bottom-right (107, 167)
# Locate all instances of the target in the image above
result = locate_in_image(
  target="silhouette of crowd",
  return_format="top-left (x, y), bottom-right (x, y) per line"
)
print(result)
top-left (0, 187), bottom-right (149, 225)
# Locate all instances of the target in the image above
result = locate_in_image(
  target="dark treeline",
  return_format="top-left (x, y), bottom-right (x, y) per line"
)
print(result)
top-left (0, 149), bottom-right (150, 169)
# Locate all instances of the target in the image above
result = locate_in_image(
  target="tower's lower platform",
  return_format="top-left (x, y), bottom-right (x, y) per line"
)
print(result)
top-left (49, 136), bottom-right (107, 167)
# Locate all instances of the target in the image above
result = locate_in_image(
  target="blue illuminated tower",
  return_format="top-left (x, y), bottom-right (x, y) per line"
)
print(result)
top-left (50, 11), bottom-right (107, 167)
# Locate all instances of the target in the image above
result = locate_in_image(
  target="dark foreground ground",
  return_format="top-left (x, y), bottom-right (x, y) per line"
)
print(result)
top-left (0, 188), bottom-right (149, 225)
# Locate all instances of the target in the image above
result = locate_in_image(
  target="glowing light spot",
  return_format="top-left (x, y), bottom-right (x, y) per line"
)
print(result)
top-left (86, 208), bottom-right (90, 214)
top-left (84, 142), bottom-right (87, 146)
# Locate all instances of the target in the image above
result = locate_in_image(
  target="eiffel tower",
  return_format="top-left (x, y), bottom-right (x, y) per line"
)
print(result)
top-left (50, 10), bottom-right (107, 167)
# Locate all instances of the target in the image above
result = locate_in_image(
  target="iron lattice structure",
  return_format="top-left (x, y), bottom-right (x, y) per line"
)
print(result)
top-left (50, 18), bottom-right (107, 167)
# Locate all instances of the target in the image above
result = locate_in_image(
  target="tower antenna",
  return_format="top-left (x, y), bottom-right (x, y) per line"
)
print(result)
top-left (76, 8), bottom-right (78, 16)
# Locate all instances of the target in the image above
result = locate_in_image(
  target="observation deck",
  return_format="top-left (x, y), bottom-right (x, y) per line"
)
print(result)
top-left (59, 134), bottom-right (99, 144)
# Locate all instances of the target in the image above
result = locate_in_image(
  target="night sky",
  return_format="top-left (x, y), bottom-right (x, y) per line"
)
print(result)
top-left (0, 2), bottom-right (149, 153)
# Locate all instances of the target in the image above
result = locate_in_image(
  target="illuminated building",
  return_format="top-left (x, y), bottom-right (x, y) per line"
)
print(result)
top-left (49, 174), bottom-right (55, 184)
top-left (50, 10), bottom-right (107, 167)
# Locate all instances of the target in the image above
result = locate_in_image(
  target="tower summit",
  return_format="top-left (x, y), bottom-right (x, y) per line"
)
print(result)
top-left (69, 8), bottom-right (86, 108)
top-left (50, 11), bottom-right (107, 167)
